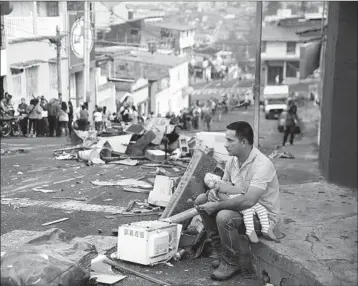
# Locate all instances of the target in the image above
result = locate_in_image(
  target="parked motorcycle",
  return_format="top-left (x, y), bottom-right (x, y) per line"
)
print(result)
top-left (0, 115), bottom-right (20, 137)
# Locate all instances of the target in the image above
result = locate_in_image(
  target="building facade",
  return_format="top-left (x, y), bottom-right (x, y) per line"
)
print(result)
top-left (319, 1), bottom-right (357, 188)
top-left (2, 1), bottom-right (69, 110)
top-left (261, 17), bottom-right (325, 86)
top-left (112, 51), bottom-right (189, 116)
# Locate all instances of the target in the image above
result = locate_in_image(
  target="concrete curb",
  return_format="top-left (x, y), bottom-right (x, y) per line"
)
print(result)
top-left (252, 242), bottom-right (326, 286)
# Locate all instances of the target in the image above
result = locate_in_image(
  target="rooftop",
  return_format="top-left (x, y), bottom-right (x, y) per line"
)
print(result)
top-left (115, 51), bottom-right (188, 68)
top-left (262, 24), bottom-right (301, 42)
top-left (148, 21), bottom-right (195, 31)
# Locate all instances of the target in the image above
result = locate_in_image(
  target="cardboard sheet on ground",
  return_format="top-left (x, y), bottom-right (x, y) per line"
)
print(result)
top-left (91, 254), bottom-right (126, 284)
top-left (144, 118), bottom-right (175, 145)
top-left (67, 130), bottom-right (98, 148)
top-left (97, 134), bottom-right (132, 154)
top-left (91, 179), bottom-right (153, 189)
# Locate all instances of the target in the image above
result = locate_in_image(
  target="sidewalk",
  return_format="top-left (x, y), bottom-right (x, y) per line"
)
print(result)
top-left (252, 135), bottom-right (358, 286)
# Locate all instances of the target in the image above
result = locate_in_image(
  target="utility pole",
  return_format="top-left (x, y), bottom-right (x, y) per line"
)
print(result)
top-left (56, 26), bottom-right (62, 97)
top-left (49, 26), bottom-right (63, 97)
top-left (253, 1), bottom-right (263, 148)
top-left (83, 1), bottom-right (89, 104)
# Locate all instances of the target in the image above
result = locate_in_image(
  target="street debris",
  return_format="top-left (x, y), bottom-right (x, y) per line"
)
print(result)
top-left (33, 188), bottom-right (57, 193)
top-left (110, 158), bottom-right (139, 166)
top-left (104, 258), bottom-right (171, 286)
top-left (52, 196), bottom-right (87, 201)
top-left (1, 229), bottom-right (97, 286)
top-left (122, 187), bottom-right (150, 193)
top-left (91, 179), bottom-right (152, 189)
top-left (42, 217), bottom-right (69, 226)
top-left (1, 148), bottom-right (30, 156)
top-left (268, 150), bottom-right (295, 159)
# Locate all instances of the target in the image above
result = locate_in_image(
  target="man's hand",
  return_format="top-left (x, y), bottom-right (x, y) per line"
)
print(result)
top-left (197, 202), bottom-right (220, 215)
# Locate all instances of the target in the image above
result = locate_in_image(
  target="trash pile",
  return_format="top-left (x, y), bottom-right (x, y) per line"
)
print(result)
top-left (1, 148), bottom-right (30, 156)
top-left (53, 118), bottom-right (200, 167)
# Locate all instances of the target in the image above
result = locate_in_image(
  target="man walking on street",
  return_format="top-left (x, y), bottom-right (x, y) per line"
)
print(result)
top-left (195, 121), bottom-right (280, 281)
top-left (283, 100), bottom-right (299, 146)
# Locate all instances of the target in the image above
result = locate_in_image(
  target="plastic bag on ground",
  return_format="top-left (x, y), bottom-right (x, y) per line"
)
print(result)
top-left (1, 228), bottom-right (98, 286)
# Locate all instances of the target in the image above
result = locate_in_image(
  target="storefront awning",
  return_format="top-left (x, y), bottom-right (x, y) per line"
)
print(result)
top-left (10, 59), bottom-right (46, 71)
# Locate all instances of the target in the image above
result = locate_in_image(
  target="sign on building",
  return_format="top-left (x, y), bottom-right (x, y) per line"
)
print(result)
top-left (68, 7), bottom-right (95, 73)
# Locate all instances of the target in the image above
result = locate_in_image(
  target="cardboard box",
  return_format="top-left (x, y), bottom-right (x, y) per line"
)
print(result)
top-left (145, 149), bottom-right (166, 162)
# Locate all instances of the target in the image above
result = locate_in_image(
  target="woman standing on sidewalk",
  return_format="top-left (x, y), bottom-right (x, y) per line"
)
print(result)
top-left (68, 101), bottom-right (74, 135)
top-left (58, 102), bottom-right (69, 136)
top-left (283, 100), bottom-right (299, 146)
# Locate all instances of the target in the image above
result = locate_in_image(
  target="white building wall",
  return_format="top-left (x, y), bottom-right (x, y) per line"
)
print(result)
top-left (6, 40), bottom-right (69, 109)
top-left (169, 62), bottom-right (189, 95)
top-left (1, 50), bottom-right (7, 77)
top-left (261, 41), bottom-right (301, 60)
top-left (155, 87), bottom-right (171, 116)
top-left (179, 30), bottom-right (195, 50)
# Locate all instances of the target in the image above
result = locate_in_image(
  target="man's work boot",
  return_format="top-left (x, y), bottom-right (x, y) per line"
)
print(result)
top-left (211, 259), bottom-right (220, 269)
top-left (210, 261), bottom-right (241, 281)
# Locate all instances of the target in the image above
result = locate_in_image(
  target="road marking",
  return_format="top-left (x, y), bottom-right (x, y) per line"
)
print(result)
top-left (1, 181), bottom-right (52, 195)
top-left (1, 197), bottom-right (125, 214)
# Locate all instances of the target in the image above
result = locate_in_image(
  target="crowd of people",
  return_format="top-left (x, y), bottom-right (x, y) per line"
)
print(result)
top-left (0, 92), bottom-right (119, 137)
top-left (167, 96), bottom-right (229, 132)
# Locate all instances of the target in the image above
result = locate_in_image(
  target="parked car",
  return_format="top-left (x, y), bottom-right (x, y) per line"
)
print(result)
top-left (277, 111), bottom-right (301, 134)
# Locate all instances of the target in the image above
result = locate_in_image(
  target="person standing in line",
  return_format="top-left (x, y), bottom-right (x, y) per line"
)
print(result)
top-left (283, 100), bottom-right (299, 146)
top-left (47, 98), bottom-right (60, 137)
top-left (102, 106), bottom-right (110, 131)
top-left (203, 101), bottom-right (212, 132)
top-left (27, 99), bottom-right (42, 137)
top-left (93, 106), bottom-right (103, 132)
top-left (40, 96), bottom-right (48, 137)
top-left (68, 101), bottom-right (74, 135)
top-left (17, 98), bottom-right (28, 137)
top-left (57, 101), bottom-right (69, 136)
top-left (35, 99), bottom-right (43, 136)
top-left (78, 104), bottom-right (89, 131)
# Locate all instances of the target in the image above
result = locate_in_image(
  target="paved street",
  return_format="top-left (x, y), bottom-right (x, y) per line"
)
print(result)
top-left (0, 101), bottom-right (326, 285)
top-left (1, 108), bottom-right (280, 286)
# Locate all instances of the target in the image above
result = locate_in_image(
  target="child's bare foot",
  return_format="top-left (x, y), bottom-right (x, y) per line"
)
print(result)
top-left (247, 231), bottom-right (259, 243)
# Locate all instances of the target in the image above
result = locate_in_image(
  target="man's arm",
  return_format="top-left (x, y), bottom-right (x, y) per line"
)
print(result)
top-left (216, 186), bottom-right (266, 212)
top-left (214, 162), bottom-right (276, 212)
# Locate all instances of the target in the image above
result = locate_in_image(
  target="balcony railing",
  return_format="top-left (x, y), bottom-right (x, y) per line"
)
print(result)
top-left (4, 16), bottom-right (63, 39)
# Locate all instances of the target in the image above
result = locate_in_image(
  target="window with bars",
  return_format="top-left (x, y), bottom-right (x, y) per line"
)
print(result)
top-left (12, 74), bottom-right (23, 100)
top-left (286, 42), bottom-right (296, 55)
top-left (49, 63), bottom-right (58, 90)
top-left (25, 66), bottom-right (39, 99)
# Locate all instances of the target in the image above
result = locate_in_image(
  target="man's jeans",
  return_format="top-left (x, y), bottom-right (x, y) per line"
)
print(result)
top-left (195, 194), bottom-right (261, 270)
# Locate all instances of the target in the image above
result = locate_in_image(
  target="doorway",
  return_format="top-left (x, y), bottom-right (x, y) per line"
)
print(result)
top-left (267, 61), bottom-right (284, 85)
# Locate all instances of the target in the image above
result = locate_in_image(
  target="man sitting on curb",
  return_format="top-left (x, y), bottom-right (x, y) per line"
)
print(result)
top-left (195, 121), bottom-right (280, 281)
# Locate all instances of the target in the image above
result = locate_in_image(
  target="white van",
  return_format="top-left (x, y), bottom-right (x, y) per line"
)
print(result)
top-left (263, 85), bottom-right (289, 119)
